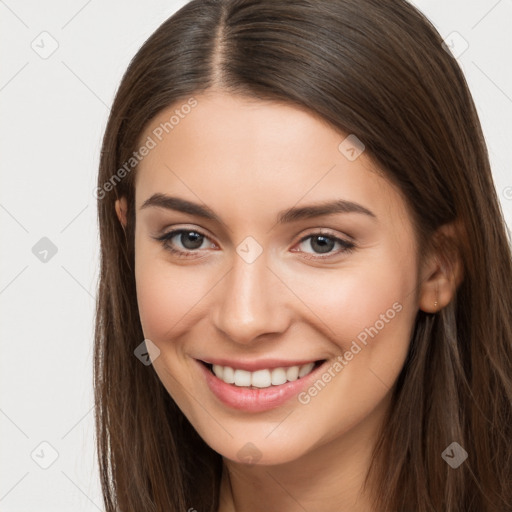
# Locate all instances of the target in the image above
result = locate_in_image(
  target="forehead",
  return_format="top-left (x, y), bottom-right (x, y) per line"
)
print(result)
top-left (134, 91), bottom-right (409, 231)
top-left (135, 91), bottom-right (345, 183)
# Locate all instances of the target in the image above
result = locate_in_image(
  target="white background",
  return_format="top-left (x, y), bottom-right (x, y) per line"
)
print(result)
top-left (1, 1), bottom-right (511, 510)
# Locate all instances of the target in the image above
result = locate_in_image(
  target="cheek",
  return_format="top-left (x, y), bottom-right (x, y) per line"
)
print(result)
top-left (327, 254), bottom-right (418, 396)
top-left (135, 260), bottom-right (208, 341)
top-left (134, 230), bottom-right (207, 341)
top-left (279, 252), bottom-right (417, 350)
top-left (282, 246), bottom-right (419, 403)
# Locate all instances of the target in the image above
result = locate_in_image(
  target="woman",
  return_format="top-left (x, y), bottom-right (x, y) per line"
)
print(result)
top-left (94, 0), bottom-right (512, 510)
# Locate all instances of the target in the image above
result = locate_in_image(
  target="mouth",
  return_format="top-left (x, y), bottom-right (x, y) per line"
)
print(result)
top-left (200, 360), bottom-right (326, 389)
top-left (197, 355), bottom-right (332, 412)
top-left (197, 357), bottom-right (329, 412)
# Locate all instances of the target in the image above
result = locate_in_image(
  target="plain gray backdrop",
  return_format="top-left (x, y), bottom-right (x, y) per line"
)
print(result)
top-left (1, 0), bottom-right (511, 510)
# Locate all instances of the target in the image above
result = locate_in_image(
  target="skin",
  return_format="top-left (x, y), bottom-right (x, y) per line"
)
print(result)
top-left (115, 90), bottom-right (459, 511)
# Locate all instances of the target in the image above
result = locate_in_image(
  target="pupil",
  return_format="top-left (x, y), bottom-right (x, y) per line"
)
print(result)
top-left (311, 236), bottom-right (334, 254)
top-left (182, 232), bottom-right (203, 249)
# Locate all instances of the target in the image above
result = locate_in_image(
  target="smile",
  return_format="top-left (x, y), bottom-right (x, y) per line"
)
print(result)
top-left (197, 359), bottom-right (327, 412)
top-left (209, 362), bottom-right (318, 388)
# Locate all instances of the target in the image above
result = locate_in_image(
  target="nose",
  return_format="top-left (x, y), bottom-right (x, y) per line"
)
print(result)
top-left (212, 251), bottom-right (291, 345)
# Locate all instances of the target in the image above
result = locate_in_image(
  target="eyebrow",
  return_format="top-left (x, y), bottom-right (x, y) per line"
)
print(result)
top-left (140, 193), bottom-right (376, 224)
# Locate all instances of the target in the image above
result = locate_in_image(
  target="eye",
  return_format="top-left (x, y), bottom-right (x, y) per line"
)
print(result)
top-left (293, 232), bottom-right (355, 259)
top-left (153, 228), bottom-right (355, 260)
top-left (154, 229), bottom-right (216, 258)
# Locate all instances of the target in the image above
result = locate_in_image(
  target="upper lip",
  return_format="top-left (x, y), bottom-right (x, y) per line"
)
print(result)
top-left (198, 357), bottom-right (323, 372)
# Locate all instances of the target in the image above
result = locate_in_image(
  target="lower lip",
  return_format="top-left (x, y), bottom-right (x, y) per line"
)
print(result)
top-left (197, 360), bottom-right (325, 413)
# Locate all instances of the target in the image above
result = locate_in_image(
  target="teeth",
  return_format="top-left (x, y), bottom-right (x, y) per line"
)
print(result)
top-left (210, 362), bottom-right (318, 388)
top-left (286, 365), bottom-right (299, 381)
top-left (212, 364), bottom-right (223, 379)
top-left (251, 369), bottom-right (272, 388)
top-left (234, 369), bottom-right (252, 387)
top-left (271, 367), bottom-right (287, 386)
top-left (298, 362), bottom-right (315, 378)
top-left (223, 366), bottom-right (235, 384)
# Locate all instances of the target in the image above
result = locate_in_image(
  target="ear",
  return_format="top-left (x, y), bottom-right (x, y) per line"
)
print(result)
top-left (115, 196), bottom-right (128, 228)
top-left (418, 222), bottom-right (463, 313)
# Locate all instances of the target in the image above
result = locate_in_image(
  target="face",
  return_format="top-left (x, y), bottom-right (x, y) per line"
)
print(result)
top-left (127, 91), bottom-right (424, 465)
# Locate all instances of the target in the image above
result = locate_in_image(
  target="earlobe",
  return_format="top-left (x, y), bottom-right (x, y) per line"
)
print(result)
top-left (418, 266), bottom-right (456, 313)
top-left (418, 223), bottom-right (464, 313)
top-left (115, 197), bottom-right (128, 228)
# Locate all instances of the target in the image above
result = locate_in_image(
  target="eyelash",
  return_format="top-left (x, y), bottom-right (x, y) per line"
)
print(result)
top-left (154, 229), bottom-right (356, 260)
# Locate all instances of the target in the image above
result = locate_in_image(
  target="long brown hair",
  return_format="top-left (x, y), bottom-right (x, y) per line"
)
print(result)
top-left (94, 1), bottom-right (512, 510)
